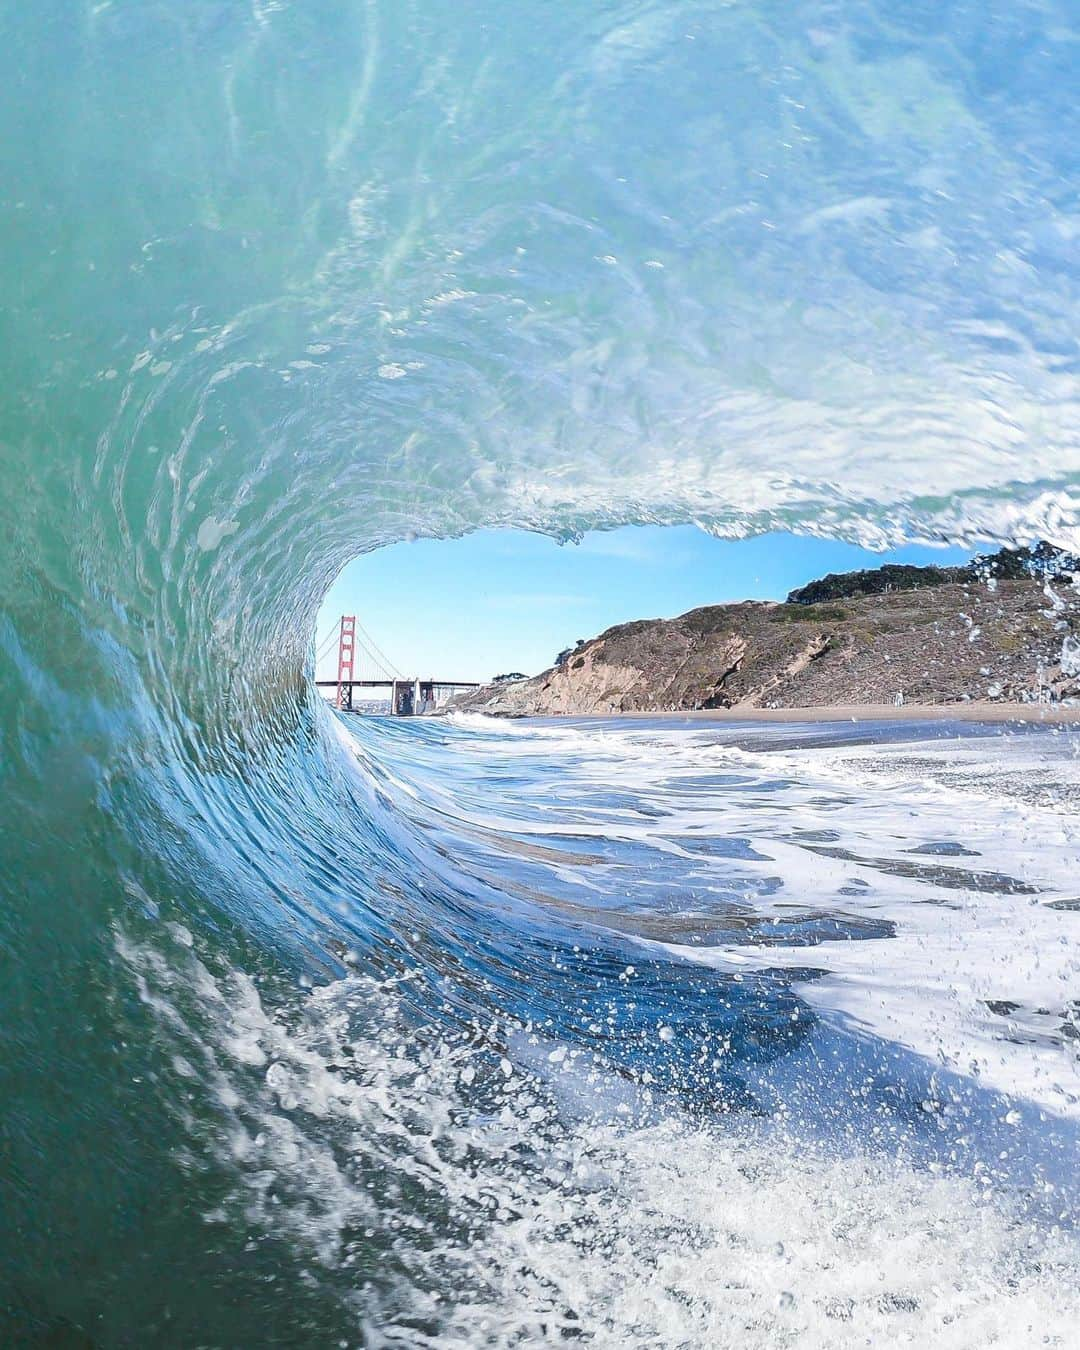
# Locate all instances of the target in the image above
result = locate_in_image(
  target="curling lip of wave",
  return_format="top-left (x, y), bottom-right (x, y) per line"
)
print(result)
top-left (2, 0), bottom-right (1080, 1343)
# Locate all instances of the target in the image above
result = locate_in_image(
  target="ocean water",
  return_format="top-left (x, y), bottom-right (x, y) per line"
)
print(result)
top-left (2, 1), bottom-right (1080, 1345)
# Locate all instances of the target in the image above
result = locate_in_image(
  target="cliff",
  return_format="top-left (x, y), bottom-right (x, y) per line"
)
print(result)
top-left (452, 576), bottom-right (1080, 717)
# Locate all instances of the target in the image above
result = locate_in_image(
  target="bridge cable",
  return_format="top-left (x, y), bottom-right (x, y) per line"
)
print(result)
top-left (353, 635), bottom-right (399, 682)
top-left (354, 621), bottom-right (405, 679)
top-left (313, 628), bottom-right (340, 669)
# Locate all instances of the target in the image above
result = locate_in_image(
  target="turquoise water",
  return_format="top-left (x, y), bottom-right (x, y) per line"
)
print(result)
top-left (1, 2), bottom-right (1079, 1344)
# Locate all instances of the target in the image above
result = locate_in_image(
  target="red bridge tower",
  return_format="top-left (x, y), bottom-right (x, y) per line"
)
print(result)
top-left (335, 615), bottom-right (356, 710)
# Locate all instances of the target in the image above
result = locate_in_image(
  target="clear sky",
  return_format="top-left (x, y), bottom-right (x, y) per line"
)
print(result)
top-left (314, 528), bottom-right (975, 685)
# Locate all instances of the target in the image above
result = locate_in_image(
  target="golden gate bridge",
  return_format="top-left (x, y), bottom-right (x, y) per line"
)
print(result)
top-left (313, 615), bottom-right (480, 715)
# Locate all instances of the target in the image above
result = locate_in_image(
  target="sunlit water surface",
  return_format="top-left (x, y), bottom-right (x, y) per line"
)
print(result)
top-left (2, 1), bottom-right (1080, 1344)
top-left (113, 712), bottom-right (1080, 1347)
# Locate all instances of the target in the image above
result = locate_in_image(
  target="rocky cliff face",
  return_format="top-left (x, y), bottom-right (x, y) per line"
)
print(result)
top-left (452, 578), bottom-right (1080, 717)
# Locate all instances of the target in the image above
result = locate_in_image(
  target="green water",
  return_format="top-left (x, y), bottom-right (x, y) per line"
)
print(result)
top-left (1, 1), bottom-right (1078, 1343)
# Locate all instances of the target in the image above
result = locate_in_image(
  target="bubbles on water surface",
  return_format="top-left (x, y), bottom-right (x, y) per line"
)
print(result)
top-left (116, 906), bottom-right (1080, 1349)
top-left (2, 0), bottom-right (1080, 1341)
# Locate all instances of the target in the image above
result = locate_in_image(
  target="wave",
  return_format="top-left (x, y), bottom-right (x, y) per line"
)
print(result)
top-left (1, 0), bottom-right (1079, 1343)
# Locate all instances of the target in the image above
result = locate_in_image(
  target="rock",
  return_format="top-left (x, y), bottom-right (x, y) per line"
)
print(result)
top-left (451, 577), bottom-right (1080, 717)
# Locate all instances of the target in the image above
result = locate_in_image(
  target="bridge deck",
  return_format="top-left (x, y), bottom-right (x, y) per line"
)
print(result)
top-left (315, 679), bottom-right (480, 689)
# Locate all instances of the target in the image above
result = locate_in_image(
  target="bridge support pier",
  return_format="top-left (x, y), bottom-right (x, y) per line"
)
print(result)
top-left (390, 679), bottom-right (417, 716)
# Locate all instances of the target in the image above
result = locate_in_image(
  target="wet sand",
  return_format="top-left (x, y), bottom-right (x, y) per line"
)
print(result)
top-left (616, 702), bottom-right (1080, 725)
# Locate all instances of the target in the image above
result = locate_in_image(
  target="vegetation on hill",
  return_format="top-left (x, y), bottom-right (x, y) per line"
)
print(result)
top-left (453, 547), bottom-right (1080, 717)
top-left (787, 544), bottom-right (1078, 606)
top-left (554, 639), bottom-right (587, 667)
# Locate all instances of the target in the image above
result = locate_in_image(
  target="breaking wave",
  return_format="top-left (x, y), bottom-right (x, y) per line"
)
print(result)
top-left (1, 1), bottom-right (1078, 1344)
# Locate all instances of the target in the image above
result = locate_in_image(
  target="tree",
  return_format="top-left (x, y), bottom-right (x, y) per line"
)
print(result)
top-left (555, 639), bottom-right (586, 666)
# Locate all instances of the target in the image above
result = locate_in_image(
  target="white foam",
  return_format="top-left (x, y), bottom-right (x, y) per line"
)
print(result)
top-left (348, 715), bottom-right (1080, 1145)
top-left (117, 921), bottom-right (1080, 1347)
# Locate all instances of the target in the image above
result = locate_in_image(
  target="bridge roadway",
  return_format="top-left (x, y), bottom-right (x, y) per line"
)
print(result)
top-left (315, 678), bottom-right (480, 716)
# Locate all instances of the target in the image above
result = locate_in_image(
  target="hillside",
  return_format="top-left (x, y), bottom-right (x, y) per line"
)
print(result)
top-left (451, 574), bottom-right (1080, 717)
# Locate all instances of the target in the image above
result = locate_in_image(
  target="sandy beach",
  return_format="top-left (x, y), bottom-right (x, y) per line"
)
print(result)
top-left (613, 702), bottom-right (1080, 724)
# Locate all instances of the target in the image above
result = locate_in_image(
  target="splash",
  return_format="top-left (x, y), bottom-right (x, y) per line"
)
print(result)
top-left (0, 0), bottom-right (1078, 1342)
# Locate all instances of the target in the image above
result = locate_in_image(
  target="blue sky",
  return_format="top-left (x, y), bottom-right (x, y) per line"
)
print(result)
top-left (314, 527), bottom-right (974, 684)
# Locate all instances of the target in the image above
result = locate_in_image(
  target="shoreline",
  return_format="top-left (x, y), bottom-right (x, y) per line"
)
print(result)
top-left (545, 702), bottom-right (1080, 725)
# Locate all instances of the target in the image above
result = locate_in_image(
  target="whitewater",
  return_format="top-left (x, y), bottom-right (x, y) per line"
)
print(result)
top-left (1, 1), bottom-right (1079, 1345)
